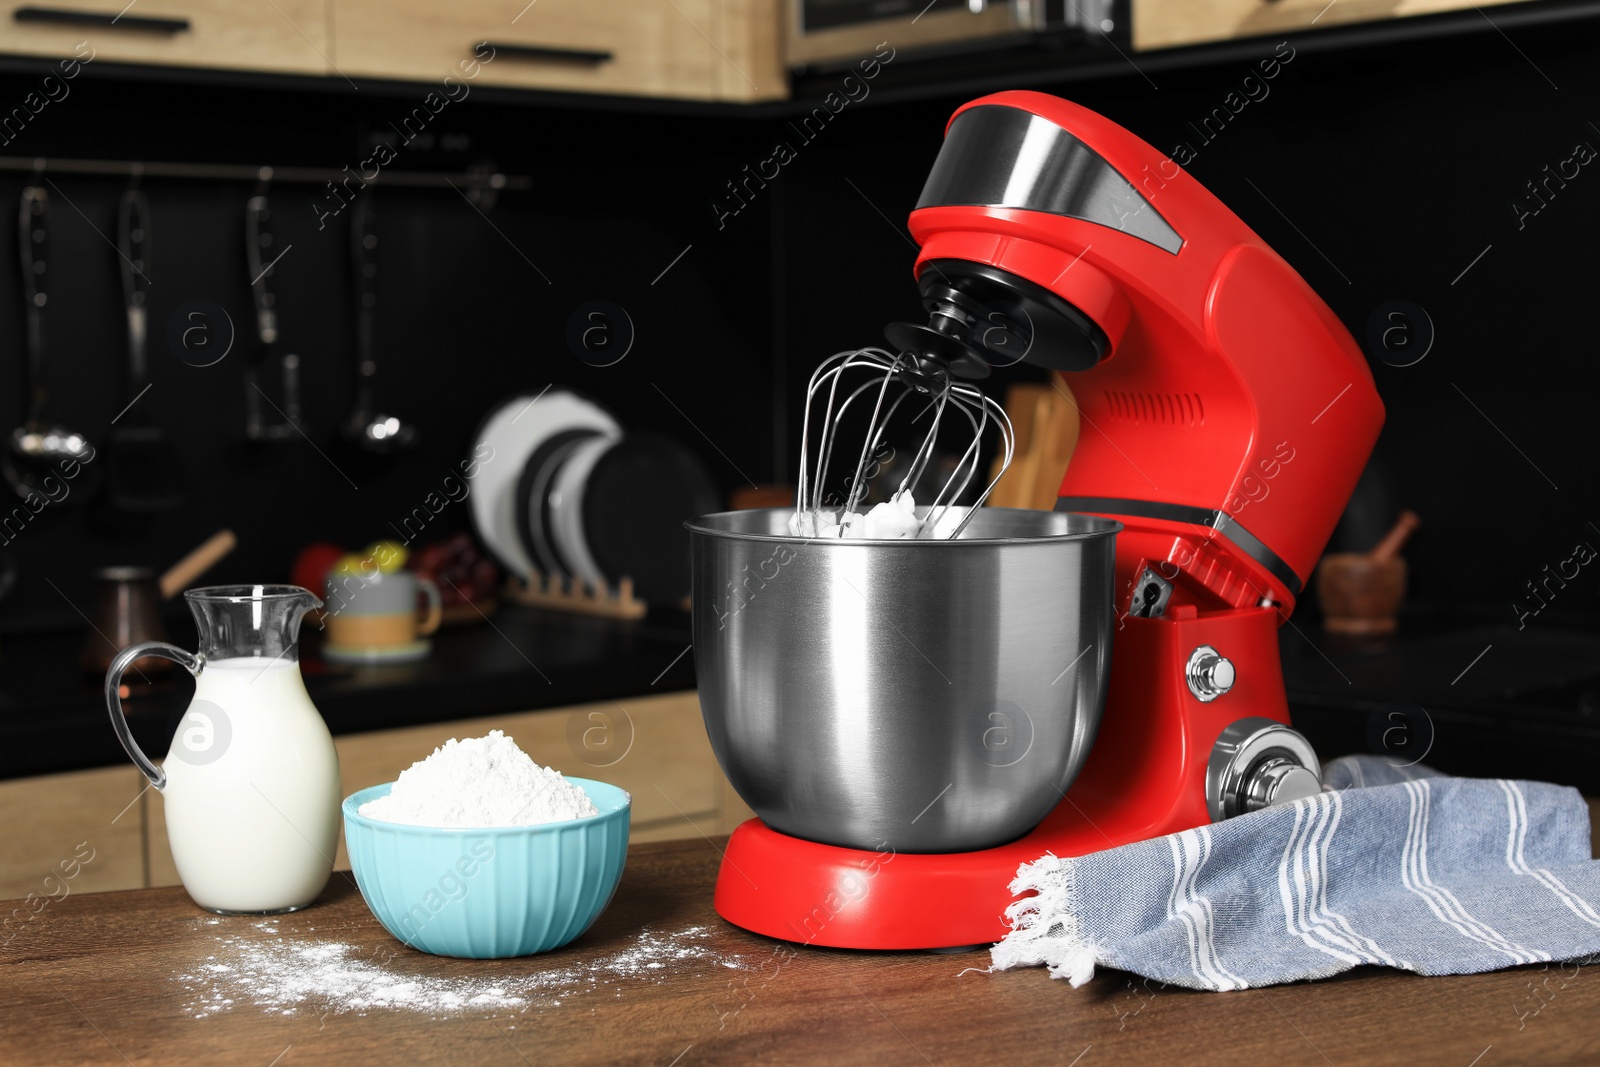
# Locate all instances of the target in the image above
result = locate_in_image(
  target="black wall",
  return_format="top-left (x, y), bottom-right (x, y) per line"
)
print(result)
top-left (771, 20), bottom-right (1600, 626)
top-left (2, 14), bottom-right (1598, 634)
top-left (0, 69), bottom-right (780, 631)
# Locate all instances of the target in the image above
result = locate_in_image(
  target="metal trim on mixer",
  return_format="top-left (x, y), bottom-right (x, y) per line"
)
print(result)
top-left (1206, 717), bottom-right (1323, 822)
top-left (1054, 495), bottom-right (1304, 598)
top-left (916, 104), bottom-right (1185, 254)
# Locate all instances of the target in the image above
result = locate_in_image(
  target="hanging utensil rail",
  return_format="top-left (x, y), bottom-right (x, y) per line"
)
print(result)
top-left (0, 156), bottom-right (531, 190)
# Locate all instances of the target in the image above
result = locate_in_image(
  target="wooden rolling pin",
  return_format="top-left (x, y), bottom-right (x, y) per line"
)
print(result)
top-left (159, 529), bottom-right (237, 599)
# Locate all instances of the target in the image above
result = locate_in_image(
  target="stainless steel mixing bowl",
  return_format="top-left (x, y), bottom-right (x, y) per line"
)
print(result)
top-left (688, 507), bottom-right (1119, 853)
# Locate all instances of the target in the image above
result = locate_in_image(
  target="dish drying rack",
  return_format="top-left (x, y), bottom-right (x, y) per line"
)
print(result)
top-left (502, 568), bottom-right (649, 620)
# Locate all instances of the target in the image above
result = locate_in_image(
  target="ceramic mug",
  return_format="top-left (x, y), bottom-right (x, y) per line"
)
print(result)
top-left (323, 569), bottom-right (442, 649)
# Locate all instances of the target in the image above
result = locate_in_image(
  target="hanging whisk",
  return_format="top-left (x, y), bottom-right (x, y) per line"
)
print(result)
top-left (791, 346), bottom-right (1015, 540)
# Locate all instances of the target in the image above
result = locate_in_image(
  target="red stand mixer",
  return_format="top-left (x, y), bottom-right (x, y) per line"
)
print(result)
top-left (701, 91), bottom-right (1384, 950)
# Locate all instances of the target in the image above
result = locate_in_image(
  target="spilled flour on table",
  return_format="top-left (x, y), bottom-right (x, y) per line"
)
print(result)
top-left (176, 924), bottom-right (747, 1019)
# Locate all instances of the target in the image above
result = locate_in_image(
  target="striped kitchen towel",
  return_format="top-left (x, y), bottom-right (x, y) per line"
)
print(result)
top-left (989, 756), bottom-right (1600, 990)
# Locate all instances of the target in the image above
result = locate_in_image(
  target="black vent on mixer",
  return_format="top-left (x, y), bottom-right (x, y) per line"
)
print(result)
top-left (1103, 390), bottom-right (1205, 426)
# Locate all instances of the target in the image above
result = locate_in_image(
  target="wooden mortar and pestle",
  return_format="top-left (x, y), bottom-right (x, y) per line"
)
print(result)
top-left (1316, 511), bottom-right (1419, 635)
top-left (81, 529), bottom-right (238, 675)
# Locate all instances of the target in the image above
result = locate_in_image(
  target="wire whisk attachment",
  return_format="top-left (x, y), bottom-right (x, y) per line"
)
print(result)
top-left (790, 346), bottom-right (1014, 540)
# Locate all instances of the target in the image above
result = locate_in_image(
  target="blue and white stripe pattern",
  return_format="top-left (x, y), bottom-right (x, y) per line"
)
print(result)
top-left (990, 756), bottom-right (1600, 990)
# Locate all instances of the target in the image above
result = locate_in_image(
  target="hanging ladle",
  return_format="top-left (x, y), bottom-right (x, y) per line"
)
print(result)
top-left (5, 184), bottom-right (97, 501)
top-left (343, 195), bottom-right (415, 452)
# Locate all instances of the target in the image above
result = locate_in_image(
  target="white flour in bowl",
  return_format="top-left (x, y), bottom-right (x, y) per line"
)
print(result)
top-left (358, 730), bottom-right (598, 827)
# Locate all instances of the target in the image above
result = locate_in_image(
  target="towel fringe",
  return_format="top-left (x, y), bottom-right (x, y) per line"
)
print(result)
top-left (990, 852), bottom-right (1103, 986)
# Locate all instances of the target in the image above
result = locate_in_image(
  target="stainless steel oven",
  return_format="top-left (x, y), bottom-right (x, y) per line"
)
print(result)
top-left (785, 0), bottom-right (1119, 72)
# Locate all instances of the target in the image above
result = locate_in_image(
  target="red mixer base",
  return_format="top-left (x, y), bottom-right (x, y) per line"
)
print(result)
top-left (714, 805), bottom-right (1132, 950)
top-left (713, 606), bottom-right (1291, 950)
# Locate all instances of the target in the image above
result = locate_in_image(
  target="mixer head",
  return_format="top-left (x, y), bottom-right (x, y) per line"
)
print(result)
top-left (883, 98), bottom-right (1175, 379)
top-left (884, 261), bottom-right (1109, 380)
top-left (885, 90), bottom-right (1384, 612)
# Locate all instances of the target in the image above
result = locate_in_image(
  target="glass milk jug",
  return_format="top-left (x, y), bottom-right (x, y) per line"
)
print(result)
top-left (105, 585), bottom-right (340, 914)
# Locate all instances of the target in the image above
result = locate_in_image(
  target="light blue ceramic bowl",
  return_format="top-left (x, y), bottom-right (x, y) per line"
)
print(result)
top-left (342, 779), bottom-right (630, 958)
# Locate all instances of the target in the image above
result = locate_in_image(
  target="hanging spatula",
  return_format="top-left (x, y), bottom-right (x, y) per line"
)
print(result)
top-left (106, 186), bottom-right (185, 511)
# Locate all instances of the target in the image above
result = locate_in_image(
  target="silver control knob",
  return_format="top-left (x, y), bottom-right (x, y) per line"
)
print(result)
top-left (1186, 645), bottom-right (1235, 702)
top-left (1242, 757), bottom-right (1322, 813)
top-left (1205, 718), bottom-right (1322, 822)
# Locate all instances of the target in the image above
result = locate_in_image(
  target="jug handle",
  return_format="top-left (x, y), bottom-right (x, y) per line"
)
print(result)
top-left (105, 641), bottom-right (202, 791)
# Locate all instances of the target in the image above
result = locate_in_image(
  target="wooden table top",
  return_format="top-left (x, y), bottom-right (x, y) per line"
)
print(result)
top-left (4, 836), bottom-right (1599, 1067)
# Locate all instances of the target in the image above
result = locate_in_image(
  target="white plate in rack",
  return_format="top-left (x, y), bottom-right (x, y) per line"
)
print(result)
top-left (468, 390), bottom-right (620, 582)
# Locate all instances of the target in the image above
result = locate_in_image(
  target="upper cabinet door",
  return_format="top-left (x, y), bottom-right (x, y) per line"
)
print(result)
top-left (331, 0), bottom-right (781, 102)
top-left (1133, 0), bottom-right (1534, 51)
top-left (0, 0), bottom-right (332, 74)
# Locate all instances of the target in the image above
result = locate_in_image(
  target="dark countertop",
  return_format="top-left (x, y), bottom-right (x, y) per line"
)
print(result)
top-left (6, 837), bottom-right (1600, 1066)
top-left (1282, 607), bottom-right (1600, 794)
top-left (1, 605), bottom-right (696, 781)
top-left (10, 595), bottom-right (1600, 792)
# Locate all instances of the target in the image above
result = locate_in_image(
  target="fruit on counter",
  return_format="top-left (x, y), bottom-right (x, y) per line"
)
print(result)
top-left (296, 536), bottom-right (488, 599)
top-left (290, 542), bottom-right (347, 595)
top-left (410, 531), bottom-right (499, 605)
top-left (364, 540), bottom-right (408, 574)
top-left (333, 552), bottom-right (373, 577)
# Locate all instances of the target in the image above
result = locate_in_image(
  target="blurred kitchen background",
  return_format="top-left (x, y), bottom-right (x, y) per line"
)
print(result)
top-left (4, 0), bottom-right (1600, 892)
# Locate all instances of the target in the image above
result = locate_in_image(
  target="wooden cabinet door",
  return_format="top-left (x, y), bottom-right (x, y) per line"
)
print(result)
top-left (712, 0), bottom-right (785, 102)
top-left (331, 0), bottom-right (762, 101)
top-left (1133, 0), bottom-right (1532, 51)
top-left (0, 765), bottom-right (145, 905)
top-left (0, 0), bottom-right (331, 75)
